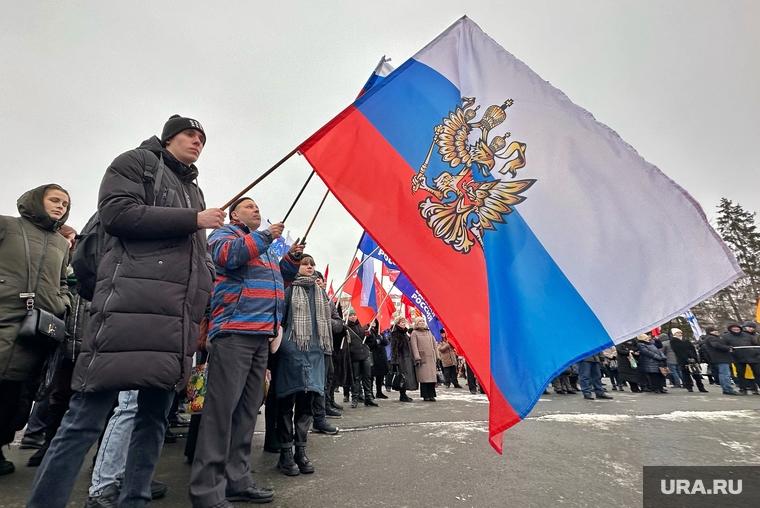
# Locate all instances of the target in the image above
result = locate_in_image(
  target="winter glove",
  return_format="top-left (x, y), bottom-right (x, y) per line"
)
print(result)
top-left (414, 360), bottom-right (422, 367)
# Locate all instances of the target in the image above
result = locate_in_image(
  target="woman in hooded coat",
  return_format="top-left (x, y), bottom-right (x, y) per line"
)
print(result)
top-left (0, 184), bottom-right (72, 476)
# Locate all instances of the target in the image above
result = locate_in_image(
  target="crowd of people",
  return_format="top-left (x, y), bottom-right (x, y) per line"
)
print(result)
top-left (3, 115), bottom-right (756, 508)
top-left (0, 115), bottom-right (485, 508)
top-left (549, 325), bottom-right (760, 399)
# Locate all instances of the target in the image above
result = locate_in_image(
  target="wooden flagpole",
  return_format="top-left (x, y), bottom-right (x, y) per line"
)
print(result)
top-left (221, 147), bottom-right (299, 211)
top-left (282, 170), bottom-right (315, 223)
top-left (300, 189), bottom-right (329, 244)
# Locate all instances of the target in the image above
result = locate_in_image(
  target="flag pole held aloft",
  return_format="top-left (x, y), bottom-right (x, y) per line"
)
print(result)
top-left (282, 170), bottom-right (315, 223)
top-left (300, 189), bottom-right (329, 244)
top-left (221, 147), bottom-right (299, 211)
top-left (331, 248), bottom-right (380, 302)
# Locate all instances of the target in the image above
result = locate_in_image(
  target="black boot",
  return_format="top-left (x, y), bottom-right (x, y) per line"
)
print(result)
top-left (276, 447), bottom-right (300, 476)
top-left (0, 449), bottom-right (14, 476)
top-left (293, 446), bottom-right (315, 474)
top-left (164, 427), bottom-right (177, 444)
top-left (376, 390), bottom-right (388, 399)
top-left (26, 442), bottom-right (49, 467)
top-left (364, 398), bottom-right (379, 407)
top-left (329, 388), bottom-right (344, 410)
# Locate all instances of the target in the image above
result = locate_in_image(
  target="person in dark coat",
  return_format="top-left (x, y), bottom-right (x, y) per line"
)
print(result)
top-left (704, 326), bottom-right (740, 395)
top-left (722, 322), bottom-right (760, 394)
top-left (368, 319), bottom-right (391, 398)
top-left (0, 185), bottom-right (72, 476)
top-left (27, 228), bottom-right (88, 469)
top-left (346, 310), bottom-right (378, 408)
top-left (28, 116), bottom-right (220, 508)
top-left (274, 254), bottom-right (331, 476)
top-left (330, 302), bottom-right (351, 409)
top-left (390, 317), bottom-right (418, 401)
top-left (669, 328), bottom-right (708, 393)
top-left (310, 272), bottom-right (342, 434)
top-left (740, 321), bottom-right (760, 393)
top-left (615, 338), bottom-right (642, 392)
top-left (659, 333), bottom-right (683, 388)
top-left (637, 335), bottom-right (668, 393)
top-left (601, 346), bottom-right (622, 391)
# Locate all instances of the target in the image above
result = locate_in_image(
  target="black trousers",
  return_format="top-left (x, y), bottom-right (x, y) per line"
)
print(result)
top-left (276, 391), bottom-right (315, 447)
top-left (351, 358), bottom-right (372, 400)
top-left (466, 363), bottom-right (477, 391)
top-left (0, 380), bottom-right (25, 446)
top-left (679, 364), bottom-right (706, 391)
top-left (420, 382), bottom-right (437, 399)
top-left (442, 365), bottom-right (459, 387)
top-left (646, 372), bottom-right (666, 392)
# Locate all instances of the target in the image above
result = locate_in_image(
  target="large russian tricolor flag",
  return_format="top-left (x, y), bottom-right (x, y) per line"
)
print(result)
top-left (299, 16), bottom-right (741, 452)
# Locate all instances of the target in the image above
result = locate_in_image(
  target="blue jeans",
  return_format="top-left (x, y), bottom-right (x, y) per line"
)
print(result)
top-left (578, 362), bottom-right (604, 396)
top-left (90, 390), bottom-right (139, 496)
top-left (667, 363), bottom-right (682, 386)
top-left (717, 363), bottom-right (736, 393)
top-left (27, 387), bottom-right (174, 508)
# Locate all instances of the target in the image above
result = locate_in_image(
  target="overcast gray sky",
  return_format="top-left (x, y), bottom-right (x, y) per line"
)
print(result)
top-left (1, 1), bottom-right (758, 282)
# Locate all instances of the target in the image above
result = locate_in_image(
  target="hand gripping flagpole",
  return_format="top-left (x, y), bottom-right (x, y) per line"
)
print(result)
top-left (331, 247), bottom-right (380, 302)
top-left (221, 148), bottom-right (300, 211)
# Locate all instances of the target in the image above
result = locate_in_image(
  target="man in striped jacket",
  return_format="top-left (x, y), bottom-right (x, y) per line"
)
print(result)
top-left (190, 197), bottom-right (302, 508)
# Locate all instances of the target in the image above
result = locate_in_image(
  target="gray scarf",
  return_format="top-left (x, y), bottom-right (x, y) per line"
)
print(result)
top-left (289, 274), bottom-right (331, 351)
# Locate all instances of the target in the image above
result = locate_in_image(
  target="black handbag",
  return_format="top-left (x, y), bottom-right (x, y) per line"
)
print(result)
top-left (391, 369), bottom-right (406, 391)
top-left (384, 371), bottom-right (394, 390)
top-left (16, 219), bottom-right (66, 344)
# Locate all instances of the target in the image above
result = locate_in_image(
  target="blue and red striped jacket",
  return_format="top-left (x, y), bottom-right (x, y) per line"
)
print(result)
top-left (208, 220), bottom-right (300, 339)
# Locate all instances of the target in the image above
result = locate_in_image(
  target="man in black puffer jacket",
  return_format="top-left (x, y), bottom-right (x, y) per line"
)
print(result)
top-left (723, 322), bottom-right (760, 395)
top-left (28, 116), bottom-right (225, 508)
top-left (669, 328), bottom-right (708, 393)
top-left (704, 326), bottom-right (740, 395)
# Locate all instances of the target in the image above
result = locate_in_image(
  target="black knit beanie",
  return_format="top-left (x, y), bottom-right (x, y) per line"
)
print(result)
top-left (161, 114), bottom-right (206, 145)
top-left (229, 197), bottom-right (253, 214)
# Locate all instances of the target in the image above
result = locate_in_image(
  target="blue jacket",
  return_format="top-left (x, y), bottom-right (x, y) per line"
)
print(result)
top-left (274, 285), bottom-right (327, 398)
top-left (638, 341), bottom-right (666, 374)
top-left (207, 220), bottom-right (299, 339)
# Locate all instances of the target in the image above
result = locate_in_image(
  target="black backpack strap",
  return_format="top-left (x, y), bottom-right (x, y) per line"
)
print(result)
top-left (138, 149), bottom-right (166, 206)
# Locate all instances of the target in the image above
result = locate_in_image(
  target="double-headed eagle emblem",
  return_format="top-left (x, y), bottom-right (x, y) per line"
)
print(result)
top-left (411, 97), bottom-right (536, 254)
